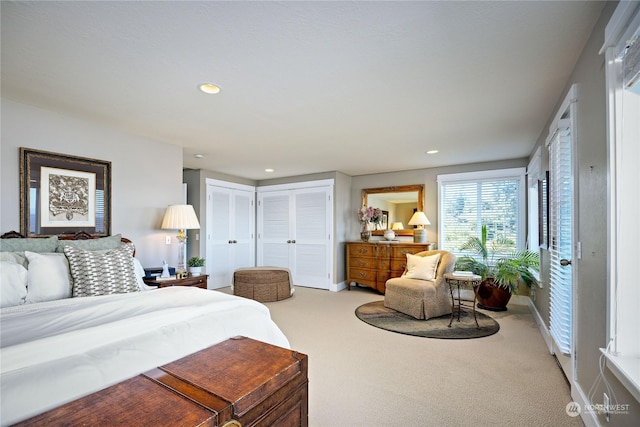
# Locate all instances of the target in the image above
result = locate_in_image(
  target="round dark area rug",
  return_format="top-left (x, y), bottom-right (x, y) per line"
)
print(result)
top-left (355, 300), bottom-right (500, 339)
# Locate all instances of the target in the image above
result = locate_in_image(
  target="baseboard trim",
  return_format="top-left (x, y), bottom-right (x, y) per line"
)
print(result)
top-left (572, 381), bottom-right (600, 427)
top-left (330, 281), bottom-right (347, 292)
top-left (526, 297), bottom-right (554, 354)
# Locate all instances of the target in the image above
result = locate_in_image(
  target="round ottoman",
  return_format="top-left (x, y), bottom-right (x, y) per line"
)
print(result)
top-left (233, 267), bottom-right (293, 302)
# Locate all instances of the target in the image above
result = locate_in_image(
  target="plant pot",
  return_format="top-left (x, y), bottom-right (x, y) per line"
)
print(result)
top-left (188, 266), bottom-right (202, 276)
top-left (475, 278), bottom-right (512, 311)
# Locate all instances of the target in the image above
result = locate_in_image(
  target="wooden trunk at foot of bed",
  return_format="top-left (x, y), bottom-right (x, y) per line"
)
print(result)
top-left (15, 337), bottom-right (309, 427)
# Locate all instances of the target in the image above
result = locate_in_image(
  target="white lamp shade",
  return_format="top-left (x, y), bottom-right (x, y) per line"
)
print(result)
top-left (391, 222), bottom-right (404, 230)
top-left (161, 204), bottom-right (201, 230)
top-left (408, 211), bottom-right (430, 227)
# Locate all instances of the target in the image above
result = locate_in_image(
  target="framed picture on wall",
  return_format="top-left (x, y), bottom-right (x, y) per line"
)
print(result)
top-left (20, 148), bottom-right (112, 237)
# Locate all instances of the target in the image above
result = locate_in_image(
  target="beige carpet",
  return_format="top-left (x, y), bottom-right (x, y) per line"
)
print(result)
top-left (218, 285), bottom-right (583, 427)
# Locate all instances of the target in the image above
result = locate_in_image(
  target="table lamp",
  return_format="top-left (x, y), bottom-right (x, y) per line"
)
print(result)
top-left (391, 222), bottom-right (404, 230)
top-left (161, 204), bottom-right (200, 273)
top-left (408, 211), bottom-right (430, 243)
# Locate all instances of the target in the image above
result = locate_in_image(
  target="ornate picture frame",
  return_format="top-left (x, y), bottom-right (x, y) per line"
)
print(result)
top-left (20, 148), bottom-right (111, 237)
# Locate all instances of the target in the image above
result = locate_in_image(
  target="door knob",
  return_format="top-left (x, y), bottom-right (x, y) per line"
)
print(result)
top-left (560, 259), bottom-right (572, 266)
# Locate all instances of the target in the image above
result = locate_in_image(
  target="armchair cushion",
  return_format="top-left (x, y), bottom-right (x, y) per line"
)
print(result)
top-left (403, 253), bottom-right (441, 281)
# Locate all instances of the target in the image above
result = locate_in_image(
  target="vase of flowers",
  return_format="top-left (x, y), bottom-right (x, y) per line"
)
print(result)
top-left (358, 206), bottom-right (382, 241)
top-left (360, 222), bottom-right (371, 242)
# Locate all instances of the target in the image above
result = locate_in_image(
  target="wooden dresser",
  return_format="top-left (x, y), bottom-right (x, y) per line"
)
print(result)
top-left (346, 241), bottom-right (431, 293)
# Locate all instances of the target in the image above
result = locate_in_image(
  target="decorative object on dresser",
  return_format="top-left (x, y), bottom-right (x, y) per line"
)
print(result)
top-left (160, 204), bottom-right (201, 274)
top-left (19, 148), bottom-right (112, 237)
top-left (15, 337), bottom-right (309, 427)
top-left (142, 274), bottom-right (208, 289)
top-left (383, 250), bottom-right (457, 320)
top-left (357, 206), bottom-right (382, 242)
top-left (408, 211), bottom-right (430, 243)
top-left (346, 242), bottom-right (431, 294)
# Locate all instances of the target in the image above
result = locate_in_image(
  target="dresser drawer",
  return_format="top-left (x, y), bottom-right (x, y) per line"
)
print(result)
top-left (390, 245), bottom-right (427, 259)
top-left (349, 244), bottom-right (375, 258)
top-left (391, 259), bottom-right (409, 273)
top-left (350, 257), bottom-right (377, 269)
top-left (377, 271), bottom-right (390, 284)
top-left (349, 268), bottom-right (377, 285)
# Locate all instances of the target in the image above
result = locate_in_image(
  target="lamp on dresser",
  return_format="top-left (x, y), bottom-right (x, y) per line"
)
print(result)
top-left (161, 204), bottom-right (200, 274)
top-left (408, 211), bottom-right (430, 243)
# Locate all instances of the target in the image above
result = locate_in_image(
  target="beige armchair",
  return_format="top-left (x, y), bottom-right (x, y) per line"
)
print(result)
top-left (383, 250), bottom-right (457, 320)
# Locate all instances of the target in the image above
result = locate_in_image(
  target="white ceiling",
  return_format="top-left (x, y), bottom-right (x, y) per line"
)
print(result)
top-left (1, 1), bottom-right (605, 180)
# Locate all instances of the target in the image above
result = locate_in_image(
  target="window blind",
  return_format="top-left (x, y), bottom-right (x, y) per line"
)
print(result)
top-left (547, 123), bottom-right (573, 356)
top-left (438, 169), bottom-right (525, 258)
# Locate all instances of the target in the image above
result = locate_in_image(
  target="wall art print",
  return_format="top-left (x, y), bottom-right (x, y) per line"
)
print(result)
top-left (20, 148), bottom-right (111, 237)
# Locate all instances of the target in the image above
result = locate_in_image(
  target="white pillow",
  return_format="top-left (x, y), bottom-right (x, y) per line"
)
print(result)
top-left (0, 260), bottom-right (28, 307)
top-left (402, 253), bottom-right (441, 281)
top-left (132, 258), bottom-right (156, 291)
top-left (24, 251), bottom-right (72, 303)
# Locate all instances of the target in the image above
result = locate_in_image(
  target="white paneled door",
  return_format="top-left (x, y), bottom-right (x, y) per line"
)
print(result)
top-left (206, 181), bottom-right (255, 289)
top-left (258, 180), bottom-right (333, 290)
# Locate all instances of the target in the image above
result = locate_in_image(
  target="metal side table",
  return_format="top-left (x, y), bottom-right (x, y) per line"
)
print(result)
top-left (444, 273), bottom-right (483, 329)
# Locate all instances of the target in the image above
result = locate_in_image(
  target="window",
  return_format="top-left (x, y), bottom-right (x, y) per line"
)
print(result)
top-left (601, 1), bottom-right (640, 401)
top-left (437, 168), bottom-right (526, 258)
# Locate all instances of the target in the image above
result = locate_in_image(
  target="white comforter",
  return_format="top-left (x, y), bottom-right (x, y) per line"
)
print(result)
top-left (0, 287), bottom-right (289, 425)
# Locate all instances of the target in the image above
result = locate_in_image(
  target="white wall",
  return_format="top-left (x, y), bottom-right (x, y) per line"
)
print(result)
top-left (1, 98), bottom-right (184, 267)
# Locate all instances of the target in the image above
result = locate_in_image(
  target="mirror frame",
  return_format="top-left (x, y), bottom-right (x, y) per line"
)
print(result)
top-left (361, 184), bottom-right (425, 236)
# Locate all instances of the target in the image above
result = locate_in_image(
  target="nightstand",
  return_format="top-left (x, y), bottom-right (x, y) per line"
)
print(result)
top-left (143, 275), bottom-right (208, 289)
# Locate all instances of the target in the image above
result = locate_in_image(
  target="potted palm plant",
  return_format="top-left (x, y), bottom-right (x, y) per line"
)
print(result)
top-left (187, 256), bottom-right (205, 276)
top-left (455, 225), bottom-right (539, 311)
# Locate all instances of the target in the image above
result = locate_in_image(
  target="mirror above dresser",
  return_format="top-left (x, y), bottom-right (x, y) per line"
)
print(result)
top-left (361, 184), bottom-right (424, 236)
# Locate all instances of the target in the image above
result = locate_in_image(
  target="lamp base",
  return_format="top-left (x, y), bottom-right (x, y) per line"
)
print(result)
top-left (413, 228), bottom-right (426, 243)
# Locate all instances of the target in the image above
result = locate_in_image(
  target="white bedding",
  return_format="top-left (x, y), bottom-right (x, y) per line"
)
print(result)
top-left (0, 287), bottom-right (289, 425)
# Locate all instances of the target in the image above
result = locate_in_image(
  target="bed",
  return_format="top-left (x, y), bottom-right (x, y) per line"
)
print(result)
top-left (0, 232), bottom-right (290, 425)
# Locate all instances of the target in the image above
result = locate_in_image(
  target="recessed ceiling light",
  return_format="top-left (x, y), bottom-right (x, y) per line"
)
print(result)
top-left (199, 83), bottom-right (221, 94)
top-left (426, 150), bottom-right (439, 154)
top-left (265, 168), bottom-right (274, 173)
top-left (194, 154), bottom-right (204, 159)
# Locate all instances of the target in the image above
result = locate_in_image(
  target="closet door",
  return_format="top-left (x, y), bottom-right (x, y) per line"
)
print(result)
top-left (206, 182), bottom-right (255, 289)
top-left (231, 189), bottom-right (255, 272)
top-left (257, 180), bottom-right (333, 290)
top-left (292, 187), bottom-right (331, 289)
top-left (207, 186), bottom-right (232, 288)
top-left (258, 190), bottom-right (292, 269)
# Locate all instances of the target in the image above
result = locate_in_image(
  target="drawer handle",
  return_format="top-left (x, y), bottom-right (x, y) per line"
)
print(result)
top-left (358, 248), bottom-right (367, 254)
top-left (357, 260), bottom-right (367, 266)
top-left (357, 272), bottom-right (367, 278)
